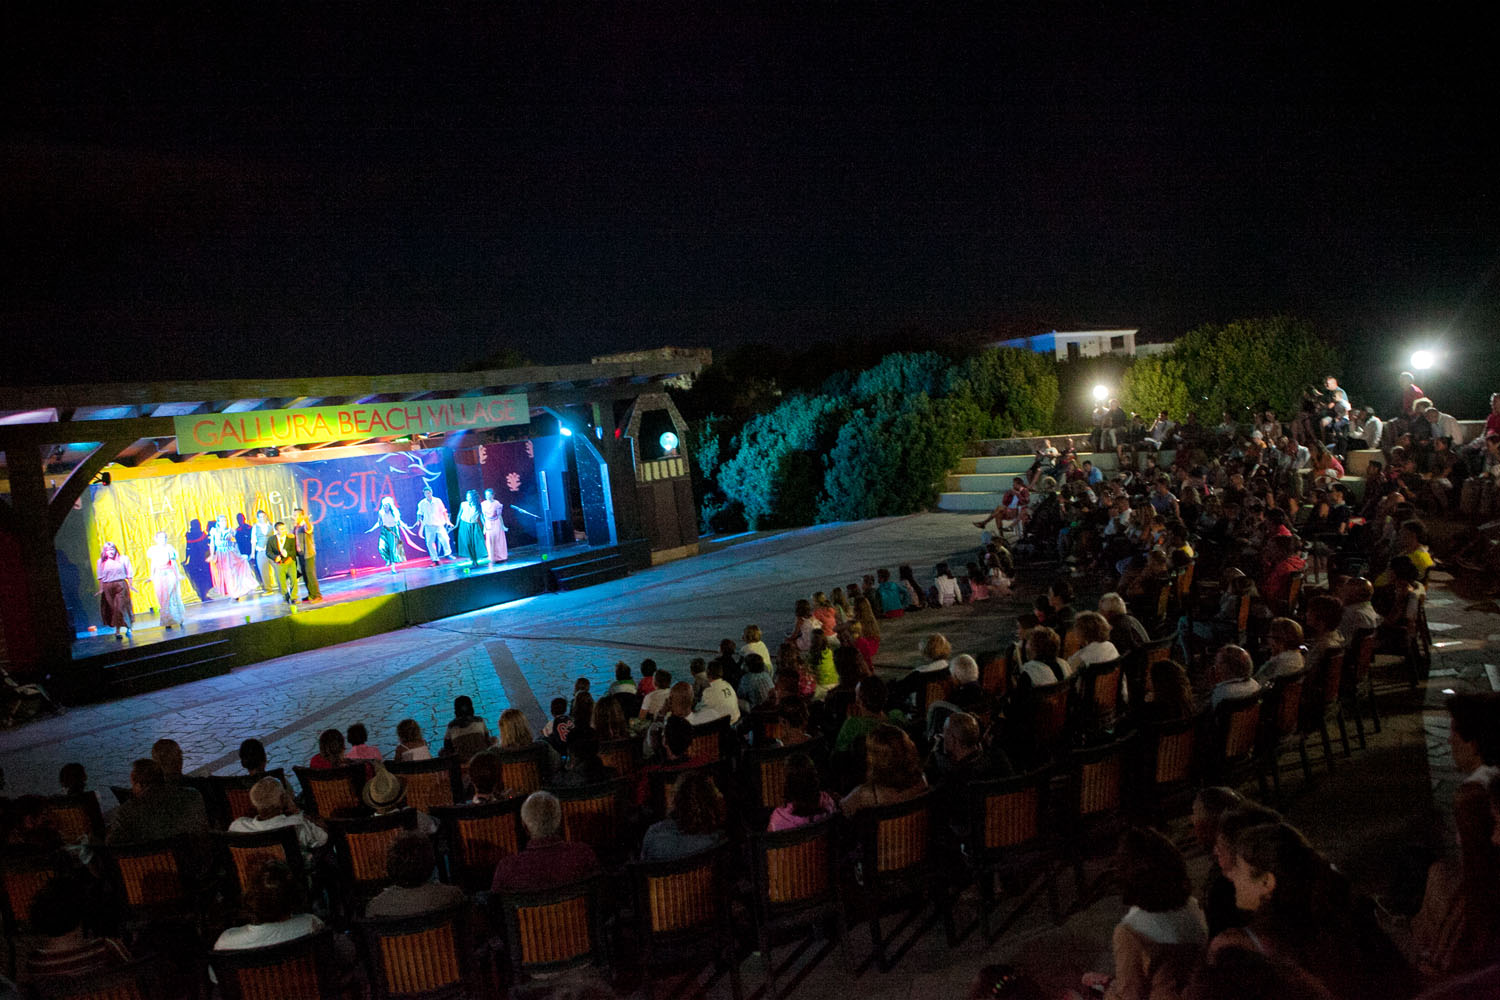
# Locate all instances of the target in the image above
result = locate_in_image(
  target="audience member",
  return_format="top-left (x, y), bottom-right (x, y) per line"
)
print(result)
top-left (491, 792), bottom-right (600, 893)
top-left (641, 770), bottom-right (728, 861)
top-left (19, 877), bottom-right (131, 984)
top-left (393, 718), bottom-right (432, 761)
top-left (840, 724), bottom-right (927, 818)
top-left (767, 754), bottom-right (837, 831)
top-left (365, 831), bottom-right (465, 918)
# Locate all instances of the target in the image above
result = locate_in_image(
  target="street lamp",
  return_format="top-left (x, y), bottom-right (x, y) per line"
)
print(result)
top-left (1410, 349), bottom-right (1436, 371)
top-left (1092, 384), bottom-right (1110, 402)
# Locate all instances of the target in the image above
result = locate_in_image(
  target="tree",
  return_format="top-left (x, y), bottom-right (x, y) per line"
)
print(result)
top-left (715, 393), bottom-right (844, 529)
top-left (945, 348), bottom-right (1060, 436)
top-left (1120, 353), bottom-right (1192, 420)
top-left (1167, 317), bottom-right (1338, 417)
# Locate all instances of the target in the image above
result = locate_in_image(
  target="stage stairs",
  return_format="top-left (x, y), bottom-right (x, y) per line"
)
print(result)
top-left (80, 633), bottom-right (236, 700)
top-left (547, 548), bottom-right (633, 591)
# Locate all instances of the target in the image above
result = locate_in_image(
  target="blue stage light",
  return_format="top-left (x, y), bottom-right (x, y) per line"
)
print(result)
top-left (659, 431), bottom-right (679, 453)
top-left (559, 425), bottom-right (573, 437)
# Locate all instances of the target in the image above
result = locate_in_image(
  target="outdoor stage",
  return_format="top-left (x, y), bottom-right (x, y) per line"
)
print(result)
top-left (59, 538), bottom-right (649, 703)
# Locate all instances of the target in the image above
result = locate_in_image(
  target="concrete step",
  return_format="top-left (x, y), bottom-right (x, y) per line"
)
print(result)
top-left (936, 492), bottom-right (1009, 512)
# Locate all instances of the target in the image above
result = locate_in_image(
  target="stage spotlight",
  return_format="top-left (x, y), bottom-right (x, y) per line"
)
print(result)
top-left (559, 425), bottom-right (573, 437)
top-left (659, 431), bottom-right (679, 453)
top-left (1410, 349), bottom-right (1436, 371)
top-left (1092, 384), bottom-right (1110, 402)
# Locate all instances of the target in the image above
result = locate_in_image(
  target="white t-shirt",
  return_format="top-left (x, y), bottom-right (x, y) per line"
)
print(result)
top-left (1210, 677), bottom-right (1260, 710)
top-left (1019, 659), bottom-right (1069, 687)
top-left (640, 688), bottom-right (670, 718)
top-left (738, 640), bottom-right (771, 668)
top-left (227, 812), bottom-right (328, 852)
top-left (1067, 641), bottom-right (1120, 672)
top-left (934, 576), bottom-right (963, 606)
top-left (698, 678), bottom-right (741, 724)
top-left (214, 913), bottom-right (324, 951)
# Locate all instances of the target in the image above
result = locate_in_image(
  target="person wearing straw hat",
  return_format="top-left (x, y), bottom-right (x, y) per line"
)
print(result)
top-left (361, 764), bottom-right (436, 835)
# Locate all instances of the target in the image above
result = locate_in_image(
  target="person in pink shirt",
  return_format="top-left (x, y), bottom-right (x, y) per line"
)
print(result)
top-left (343, 723), bottom-right (382, 763)
top-left (767, 754), bottom-right (837, 832)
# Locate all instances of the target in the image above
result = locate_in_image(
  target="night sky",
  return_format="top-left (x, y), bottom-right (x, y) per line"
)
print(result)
top-left (3, 9), bottom-right (1496, 387)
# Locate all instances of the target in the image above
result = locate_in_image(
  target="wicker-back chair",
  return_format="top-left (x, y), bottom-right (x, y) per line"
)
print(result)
top-left (979, 647), bottom-right (1013, 697)
top-left (1063, 736), bottom-right (1135, 901)
top-left (1072, 657), bottom-right (1125, 740)
top-left (430, 798), bottom-right (526, 892)
top-left (98, 837), bottom-right (196, 926)
top-left (741, 737), bottom-right (825, 825)
top-left (292, 765), bottom-right (366, 819)
top-left (1256, 669), bottom-right (1309, 801)
top-left (628, 846), bottom-right (743, 1000)
top-left (913, 669), bottom-right (953, 721)
top-left (327, 811), bottom-right (417, 913)
top-left (494, 744), bottom-right (550, 796)
top-left (359, 900), bottom-right (479, 1000)
top-left (1343, 627), bottom-right (1381, 749)
top-left (852, 790), bottom-right (945, 970)
top-left (649, 760), bottom-right (728, 820)
top-left (38, 794), bottom-right (105, 845)
top-left (597, 737), bottom-right (643, 777)
top-left (208, 770), bottom-right (289, 829)
top-left (1137, 716), bottom-right (1198, 825)
top-left (25, 957), bottom-right (162, 1000)
top-left (686, 717), bottom-right (734, 763)
top-left (386, 758), bottom-right (463, 814)
top-left (210, 928), bottom-right (341, 1000)
top-left (748, 820), bottom-right (847, 993)
top-left (1209, 691), bottom-right (1263, 787)
top-left (1022, 681), bottom-right (1072, 768)
top-left (551, 778), bottom-right (631, 864)
top-left (1, 851), bottom-right (58, 976)
top-left (496, 874), bottom-right (608, 983)
top-left (964, 769), bottom-right (1058, 939)
top-left (213, 827), bottom-right (306, 902)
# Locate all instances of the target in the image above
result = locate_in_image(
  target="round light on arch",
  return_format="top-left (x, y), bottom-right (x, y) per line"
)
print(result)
top-left (659, 431), bottom-right (679, 453)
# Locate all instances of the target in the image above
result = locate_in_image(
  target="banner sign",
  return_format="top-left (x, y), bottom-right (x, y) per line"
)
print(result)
top-left (173, 393), bottom-right (529, 453)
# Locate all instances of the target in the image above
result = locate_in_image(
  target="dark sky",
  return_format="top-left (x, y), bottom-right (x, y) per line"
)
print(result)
top-left (3, 9), bottom-right (1496, 385)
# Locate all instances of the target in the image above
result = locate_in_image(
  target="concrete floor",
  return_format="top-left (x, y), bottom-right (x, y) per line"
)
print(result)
top-left (3, 511), bottom-right (1493, 998)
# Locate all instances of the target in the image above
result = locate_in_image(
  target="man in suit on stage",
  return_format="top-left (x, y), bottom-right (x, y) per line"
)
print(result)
top-left (266, 521), bottom-right (299, 604)
top-left (292, 507), bottom-right (321, 602)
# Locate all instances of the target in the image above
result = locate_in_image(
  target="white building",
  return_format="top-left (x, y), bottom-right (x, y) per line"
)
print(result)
top-left (990, 329), bottom-right (1141, 362)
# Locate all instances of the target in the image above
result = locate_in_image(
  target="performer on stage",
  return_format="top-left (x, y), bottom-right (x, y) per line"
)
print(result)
top-left (366, 497), bottom-right (413, 574)
top-left (266, 521), bottom-right (299, 604)
top-left (454, 490), bottom-right (486, 567)
top-left (208, 517), bottom-right (259, 600)
top-left (96, 541), bottom-right (136, 639)
top-left (292, 507), bottom-right (321, 602)
top-left (249, 510), bottom-right (275, 593)
top-left (415, 486), bottom-right (454, 564)
top-left (183, 518), bottom-right (214, 603)
top-left (481, 487), bottom-right (508, 563)
top-left (146, 531), bottom-right (186, 629)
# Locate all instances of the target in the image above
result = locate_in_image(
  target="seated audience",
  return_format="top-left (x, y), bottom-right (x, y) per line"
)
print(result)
top-left (467, 750), bottom-right (505, 804)
top-left (841, 724), bottom-right (928, 818)
top-left (309, 728), bottom-right (346, 769)
top-left (641, 669), bottom-right (674, 719)
top-left (491, 791), bottom-right (600, 894)
top-left (393, 718), bottom-right (432, 761)
top-left (443, 695), bottom-right (493, 758)
top-left (344, 722), bottom-right (382, 763)
top-left (1068, 611), bottom-right (1121, 672)
top-left (641, 770), bottom-right (728, 861)
top-left (107, 757), bottom-right (209, 845)
top-left (361, 764), bottom-right (437, 835)
top-left (238, 738), bottom-right (269, 776)
top-left (1099, 592), bottom-right (1150, 658)
top-left (1017, 626), bottom-right (1071, 687)
top-left (228, 776), bottom-right (328, 854)
top-left (214, 859), bottom-right (326, 950)
top-left (365, 831), bottom-right (465, 918)
top-left (19, 876), bottom-right (131, 984)
top-left (767, 754), bottom-right (837, 831)
top-left (737, 653), bottom-right (774, 711)
top-left (1255, 618), bottom-right (1306, 683)
top-left (1209, 646), bottom-right (1260, 711)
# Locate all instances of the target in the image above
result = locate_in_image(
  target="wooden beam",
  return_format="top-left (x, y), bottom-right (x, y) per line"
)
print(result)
top-left (0, 415), bottom-right (176, 449)
top-left (0, 358), bottom-right (705, 412)
top-left (48, 437), bottom-right (136, 532)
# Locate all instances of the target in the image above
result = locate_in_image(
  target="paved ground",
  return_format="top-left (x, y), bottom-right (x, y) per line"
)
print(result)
top-left (3, 510), bottom-right (1496, 998)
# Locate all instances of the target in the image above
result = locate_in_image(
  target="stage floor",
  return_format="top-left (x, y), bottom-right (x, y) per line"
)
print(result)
top-left (71, 546), bottom-right (561, 659)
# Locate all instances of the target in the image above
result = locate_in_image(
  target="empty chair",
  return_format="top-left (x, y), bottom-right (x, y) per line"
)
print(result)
top-left (1255, 669), bottom-right (1309, 802)
top-left (496, 874), bottom-right (609, 983)
top-left (358, 900), bottom-right (483, 1000)
top-left (597, 736), bottom-right (643, 776)
top-left (686, 716), bottom-right (734, 763)
top-left (1072, 657), bottom-right (1126, 741)
top-left (749, 820), bottom-right (847, 994)
top-left (1062, 736), bottom-right (1135, 902)
top-left (1342, 628), bottom-right (1381, 749)
top-left (628, 845), bottom-right (743, 1000)
top-left (1138, 717), bottom-right (1198, 825)
top-left (1207, 692), bottom-right (1263, 788)
top-left (964, 769), bottom-right (1059, 939)
top-left (98, 837), bottom-right (198, 928)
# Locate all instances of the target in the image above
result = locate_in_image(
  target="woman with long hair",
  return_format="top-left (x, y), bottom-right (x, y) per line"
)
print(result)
top-left (480, 487), bottom-right (508, 563)
top-left (95, 541), bottom-right (136, 638)
top-left (641, 770), bottom-right (727, 861)
top-left (145, 531), bottom-right (186, 629)
top-left (840, 724), bottom-right (927, 818)
top-left (365, 497), bottom-right (413, 573)
top-left (208, 518), bottom-right (259, 600)
top-left (453, 489), bottom-right (486, 567)
top-left (768, 754), bottom-right (836, 831)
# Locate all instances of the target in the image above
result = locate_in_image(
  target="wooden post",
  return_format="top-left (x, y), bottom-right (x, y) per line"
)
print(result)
top-left (1, 441), bottom-right (74, 671)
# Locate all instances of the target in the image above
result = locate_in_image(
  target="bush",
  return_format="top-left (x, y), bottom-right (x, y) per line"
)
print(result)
top-left (716, 393), bottom-right (844, 529)
top-left (946, 348), bottom-right (1060, 437)
top-left (1167, 317), bottom-right (1338, 417)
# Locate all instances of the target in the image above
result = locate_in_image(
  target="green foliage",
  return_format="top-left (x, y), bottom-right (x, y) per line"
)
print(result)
top-left (715, 393), bottom-right (844, 529)
top-left (1167, 317), bottom-right (1338, 417)
top-left (1121, 353), bottom-right (1192, 419)
top-left (946, 348), bottom-right (1060, 436)
top-left (848, 351), bottom-right (950, 402)
top-left (817, 394), bottom-right (984, 522)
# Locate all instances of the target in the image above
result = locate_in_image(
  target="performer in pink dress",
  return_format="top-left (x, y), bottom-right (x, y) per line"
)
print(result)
top-left (96, 541), bottom-right (136, 638)
top-left (146, 531), bottom-right (187, 629)
top-left (480, 488), bottom-right (508, 563)
top-left (208, 517), bottom-right (259, 600)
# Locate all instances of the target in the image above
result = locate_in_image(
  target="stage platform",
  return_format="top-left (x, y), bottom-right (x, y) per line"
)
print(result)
top-left (58, 539), bottom-right (650, 703)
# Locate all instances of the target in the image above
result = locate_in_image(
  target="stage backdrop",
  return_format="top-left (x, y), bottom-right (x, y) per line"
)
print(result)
top-left (55, 442), bottom-right (543, 628)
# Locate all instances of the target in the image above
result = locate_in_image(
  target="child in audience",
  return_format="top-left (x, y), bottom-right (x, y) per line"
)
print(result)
top-left (768, 754), bottom-right (836, 831)
top-left (639, 658), bottom-right (658, 695)
top-left (309, 729), bottom-right (346, 769)
top-left (640, 671), bottom-right (672, 719)
top-left (739, 626), bottom-right (771, 669)
top-left (608, 661), bottom-right (637, 695)
top-left (737, 654), bottom-right (774, 709)
top-left (393, 719), bottom-right (432, 761)
top-left (542, 697), bottom-right (572, 750)
top-left (58, 762), bottom-right (89, 797)
top-left (344, 723), bottom-right (382, 763)
top-left (966, 562), bottom-right (990, 601)
top-left (931, 562), bottom-right (963, 606)
top-left (811, 591), bottom-right (838, 636)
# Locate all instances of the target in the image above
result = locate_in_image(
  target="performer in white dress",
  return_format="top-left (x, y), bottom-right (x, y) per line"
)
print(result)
top-left (480, 488), bottom-right (508, 563)
top-left (146, 531), bottom-right (187, 628)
